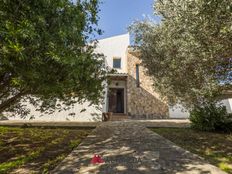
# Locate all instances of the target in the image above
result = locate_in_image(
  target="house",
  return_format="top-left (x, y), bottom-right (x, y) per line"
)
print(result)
top-left (5, 33), bottom-right (232, 121)
top-left (97, 33), bottom-right (168, 120)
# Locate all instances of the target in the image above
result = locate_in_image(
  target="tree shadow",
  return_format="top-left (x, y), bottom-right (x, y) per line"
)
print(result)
top-left (52, 123), bottom-right (225, 174)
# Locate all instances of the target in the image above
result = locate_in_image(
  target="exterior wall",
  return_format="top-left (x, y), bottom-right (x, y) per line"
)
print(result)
top-left (126, 49), bottom-right (169, 119)
top-left (169, 98), bottom-right (232, 118)
top-left (229, 99), bottom-right (232, 113)
top-left (5, 100), bottom-right (102, 121)
top-left (219, 98), bottom-right (232, 113)
top-left (169, 105), bottom-right (190, 118)
top-left (95, 33), bottom-right (130, 73)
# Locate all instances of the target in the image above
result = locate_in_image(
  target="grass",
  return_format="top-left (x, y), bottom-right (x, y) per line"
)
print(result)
top-left (152, 128), bottom-right (232, 173)
top-left (0, 126), bottom-right (92, 173)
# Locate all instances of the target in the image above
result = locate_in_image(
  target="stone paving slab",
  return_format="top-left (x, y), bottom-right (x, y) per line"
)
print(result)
top-left (52, 122), bottom-right (226, 174)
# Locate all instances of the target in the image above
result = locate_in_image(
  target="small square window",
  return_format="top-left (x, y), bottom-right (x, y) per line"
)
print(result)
top-left (113, 58), bottom-right (121, 69)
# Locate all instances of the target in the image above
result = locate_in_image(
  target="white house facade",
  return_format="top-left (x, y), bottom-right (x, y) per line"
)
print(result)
top-left (4, 34), bottom-right (232, 121)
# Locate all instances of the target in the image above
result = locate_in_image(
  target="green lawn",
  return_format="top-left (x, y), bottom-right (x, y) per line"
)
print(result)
top-left (152, 128), bottom-right (232, 173)
top-left (0, 126), bottom-right (92, 174)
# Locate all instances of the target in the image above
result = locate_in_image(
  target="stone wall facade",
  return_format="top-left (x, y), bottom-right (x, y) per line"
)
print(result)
top-left (126, 48), bottom-right (168, 119)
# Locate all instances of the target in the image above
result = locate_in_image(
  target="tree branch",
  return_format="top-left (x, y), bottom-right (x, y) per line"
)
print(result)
top-left (0, 91), bottom-right (27, 113)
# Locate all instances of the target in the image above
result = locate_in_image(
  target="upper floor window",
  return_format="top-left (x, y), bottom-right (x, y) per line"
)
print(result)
top-left (113, 58), bottom-right (121, 69)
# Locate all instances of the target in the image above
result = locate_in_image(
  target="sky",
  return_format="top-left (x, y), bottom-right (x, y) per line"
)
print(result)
top-left (96, 0), bottom-right (156, 40)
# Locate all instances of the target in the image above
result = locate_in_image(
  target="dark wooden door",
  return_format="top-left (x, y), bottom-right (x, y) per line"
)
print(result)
top-left (108, 88), bottom-right (124, 113)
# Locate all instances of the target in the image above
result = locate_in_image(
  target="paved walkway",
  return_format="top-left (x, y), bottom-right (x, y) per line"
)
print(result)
top-left (52, 122), bottom-right (226, 174)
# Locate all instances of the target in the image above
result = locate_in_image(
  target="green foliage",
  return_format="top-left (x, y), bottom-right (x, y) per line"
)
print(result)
top-left (130, 0), bottom-right (232, 107)
top-left (69, 139), bottom-right (81, 149)
top-left (190, 102), bottom-right (232, 132)
top-left (0, 0), bottom-right (106, 116)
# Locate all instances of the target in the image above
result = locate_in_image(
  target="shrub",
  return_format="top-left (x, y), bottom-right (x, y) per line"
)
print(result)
top-left (190, 102), bottom-right (232, 132)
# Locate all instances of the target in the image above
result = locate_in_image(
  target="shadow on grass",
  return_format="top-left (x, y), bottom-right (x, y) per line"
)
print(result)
top-left (0, 126), bottom-right (92, 173)
top-left (152, 127), bottom-right (232, 173)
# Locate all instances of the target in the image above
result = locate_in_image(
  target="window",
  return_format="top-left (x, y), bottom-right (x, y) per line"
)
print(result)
top-left (113, 58), bottom-right (121, 69)
top-left (136, 64), bottom-right (140, 87)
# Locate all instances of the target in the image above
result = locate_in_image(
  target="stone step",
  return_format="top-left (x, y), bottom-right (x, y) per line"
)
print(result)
top-left (110, 114), bottom-right (129, 121)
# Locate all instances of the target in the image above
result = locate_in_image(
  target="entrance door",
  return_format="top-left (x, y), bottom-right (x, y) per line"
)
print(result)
top-left (108, 88), bottom-right (124, 113)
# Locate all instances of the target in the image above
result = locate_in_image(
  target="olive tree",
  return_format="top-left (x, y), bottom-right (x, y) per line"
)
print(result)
top-left (130, 0), bottom-right (232, 108)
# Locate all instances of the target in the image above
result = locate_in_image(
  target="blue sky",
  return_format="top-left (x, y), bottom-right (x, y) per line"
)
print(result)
top-left (97, 0), bottom-right (156, 39)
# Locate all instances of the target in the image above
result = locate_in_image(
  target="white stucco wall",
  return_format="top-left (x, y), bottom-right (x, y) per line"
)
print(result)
top-left (169, 98), bottom-right (232, 118)
top-left (219, 98), bottom-right (232, 113)
top-left (95, 33), bottom-right (130, 73)
top-left (169, 104), bottom-right (190, 118)
top-left (229, 99), bottom-right (232, 113)
top-left (5, 100), bottom-right (102, 122)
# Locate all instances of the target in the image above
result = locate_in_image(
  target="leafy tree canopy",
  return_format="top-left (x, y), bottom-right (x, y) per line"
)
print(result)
top-left (0, 0), bottom-right (106, 116)
top-left (130, 0), bottom-right (232, 108)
